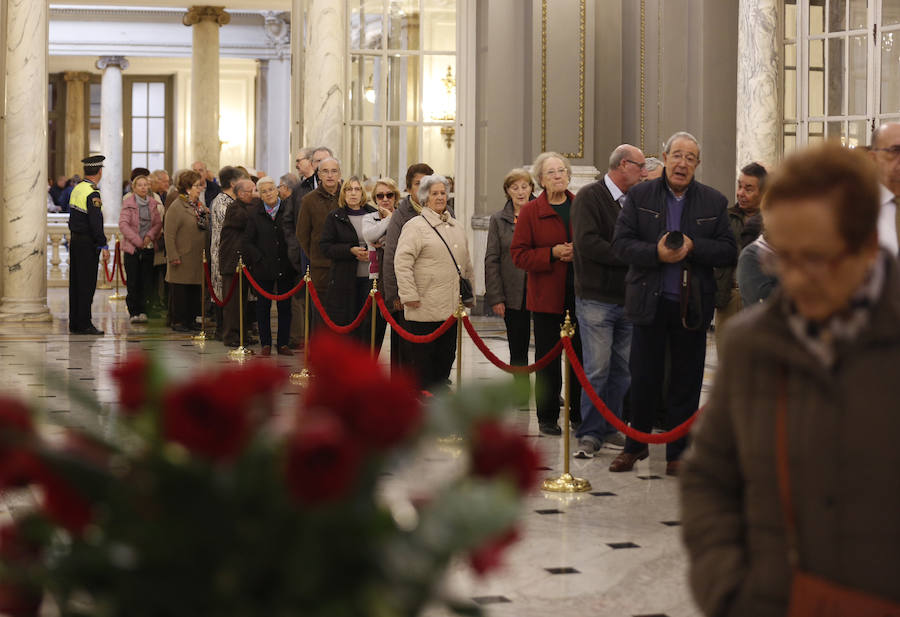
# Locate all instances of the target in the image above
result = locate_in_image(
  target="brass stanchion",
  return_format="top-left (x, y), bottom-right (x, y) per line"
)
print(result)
top-left (455, 297), bottom-right (465, 390)
top-left (192, 249), bottom-right (208, 342)
top-left (229, 257), bottom-right (252, 358)
top-left (369, 278), bottom-right (378, 357)
top-left (542, 311), bottom-right (591, 493)
top-left (291, 266), bottom-right (312, 384)
top-left (98, 234), bottom-right (112, 290)
top-left (109, 234), bottom-right (126, 300)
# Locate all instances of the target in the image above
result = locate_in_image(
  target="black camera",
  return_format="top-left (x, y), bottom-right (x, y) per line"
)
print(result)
top-left (664, 231), bottom-right (684, 250)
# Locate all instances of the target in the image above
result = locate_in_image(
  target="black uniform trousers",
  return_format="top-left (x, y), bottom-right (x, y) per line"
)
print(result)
top-left (68, 232), bottom-right (100, 332)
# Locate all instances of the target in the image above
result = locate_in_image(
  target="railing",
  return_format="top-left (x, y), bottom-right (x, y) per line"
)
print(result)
top-left (47, 215), bottom-right (122, 288)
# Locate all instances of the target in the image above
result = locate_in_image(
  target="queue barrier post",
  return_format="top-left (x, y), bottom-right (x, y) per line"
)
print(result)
top-left (542, 311), bottom-right (591, 493)
top-left (192, 249), bottom-right (208, 342)
top-left (369, 278), bottom-right (378, 358)
top-left (109, 235), bottom-right (126, 300)
top-left (291, 266), bottom-right (313, 384)
top-left (454, 297), bottom-right (466, 390)
top-left (229, 256), bottom-right (253, 359)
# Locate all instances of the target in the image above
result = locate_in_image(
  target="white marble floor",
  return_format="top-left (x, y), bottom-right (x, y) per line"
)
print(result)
top-left (0, 288), bottom-right (718, 617)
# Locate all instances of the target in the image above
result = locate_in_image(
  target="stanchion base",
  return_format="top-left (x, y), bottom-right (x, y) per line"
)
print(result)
top-left (541, 473), bottom-right (592, 493)
top-left (290, 368), bottom-right (310, 386)
top-left (191, 332), bottom-right (207, 342)
top-left (108, 293), bottom-right (126, 300)
top-left (228, 346), bottom-right (253, 360)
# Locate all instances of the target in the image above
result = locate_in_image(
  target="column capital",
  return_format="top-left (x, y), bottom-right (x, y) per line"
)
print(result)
top-left (263, 11), bottom-right (291, 59)
top-left (63, 71), bottom-right (92, 83)
top-left (183, 6), bottom-right (231, 27)
top-left (96, 56), bottom-right (129, 71)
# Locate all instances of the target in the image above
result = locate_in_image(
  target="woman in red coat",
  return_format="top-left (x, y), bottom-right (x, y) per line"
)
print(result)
top-left (510, 152), bottom-right (584, 436)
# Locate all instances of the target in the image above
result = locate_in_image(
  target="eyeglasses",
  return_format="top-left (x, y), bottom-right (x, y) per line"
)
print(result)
top-left (761, 247), bottom-right (852, 279)
top-left (375, 192), bottom-right (395, 200)
top-left (625, 159), bottom-right (647, 170)
top-left (668, 152), bottom-right (699, 165)
top-left (873, 145), bottom-right (900, 158)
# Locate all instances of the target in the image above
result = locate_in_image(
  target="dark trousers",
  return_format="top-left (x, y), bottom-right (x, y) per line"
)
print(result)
top-left (309, 266), bottom-right (330, 334)
top-left (406, 320), bottom-right (458, 392)
top-left (170, 283), bottom-right (200, 328)
top-left (389, 310), bottom-right (414, 373)
top-left (504, 307), bottom-right (532, 404)
top-left (350, 277), bottom-right (386, 351)
top-left (153, 264), bottom-right (167, 314)
top-left (625, 298), bottom-right (707, 461)
top-left (124, 248), bottom-right (155, 317)
top-left (68, 232), bottom-right (99, 332)
top-left (255, 275), bottom-right (293, 348)
top-left (532, 311), bottom-right (583, 426)
top-left (222, 272), bottom-right (251, 345)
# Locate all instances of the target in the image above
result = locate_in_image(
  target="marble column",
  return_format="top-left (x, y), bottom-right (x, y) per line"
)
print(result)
top-left (303, 0), bottom-right (345, 155)
top-left (736, 0), bottom-right (779, 171)
top-left (261, 11), bottom-right (292, 178)
top-left (96, 56), bottom-right (128, 226)
top-left (64, 71), bottom-right (91, 178)
top-left (184, 6), bottom-right (231, 172)
top-left (0, 0), bottom-right (51, 321)
top-left (290, 0), bottom-right (305, 157)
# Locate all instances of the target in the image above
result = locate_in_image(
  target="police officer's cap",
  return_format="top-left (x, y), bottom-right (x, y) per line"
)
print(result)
top-left (82, 155), bottom-right (105, 173)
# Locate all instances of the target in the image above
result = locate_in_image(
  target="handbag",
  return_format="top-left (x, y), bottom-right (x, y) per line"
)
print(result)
top-left (775, 376), bottom-right (900, 617)
top-left (424, 215), bottom-right (474, 305)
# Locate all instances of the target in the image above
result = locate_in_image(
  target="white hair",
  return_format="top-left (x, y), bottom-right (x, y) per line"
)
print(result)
top-left (256, 176), bottom-right (276, 188)
top-left (664, 131), bottom-right (701, 156)
top-left (417, 174), bottom-right (449, 205)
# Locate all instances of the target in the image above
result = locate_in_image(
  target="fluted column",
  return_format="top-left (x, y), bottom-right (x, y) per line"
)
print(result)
top-left (303, 0), bottom-right (345, 154)
top-left (64, 71), bottom-right (91, 178)
top-left (96, 56), bottom-right (128, 226)
top-left (184, 6), bottom-right (231, 172)
top-left (736, 0), bottom-right (779, 170)
top-left (0, 0), bottom-right (51, 321)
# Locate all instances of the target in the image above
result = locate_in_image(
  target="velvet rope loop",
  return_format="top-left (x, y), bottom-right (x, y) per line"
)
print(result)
top-left (241, 267), bottom-right (307, 302)
top-left (103, 245), bottom-right (116, 282)
top-left (461, 316), bottom-right (562, 374)
top-left (203, 261), bottom-right (239, 307)
top-left (374, 293), bottom-right (458, 343)
top-left (307, 282), bottom-right (373, 334)
top-left (116, 244), bottom-right (127, 286)
top-left (562, 337), bottom-right (700, 444)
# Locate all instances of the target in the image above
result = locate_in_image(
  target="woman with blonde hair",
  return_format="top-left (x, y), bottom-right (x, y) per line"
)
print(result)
top-left (362, 177), bottom-right (400, 356)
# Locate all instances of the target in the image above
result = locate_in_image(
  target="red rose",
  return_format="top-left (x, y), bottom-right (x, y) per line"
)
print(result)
top-left (469, 527), bottom-right (520, 576)
top-left (470, 421), bottom-right (541, 492)
top-left (0, 521), bottom-right (42, 564)
top-left (304, 334), bottom-right (422, 449)
top-left (220, 360), bottom-right (289, 402)
top-left (110, 354), bottom-right (150, 413)
top-left (162, 377), bottom-right (251, 461)
top-left (0, 399), bottom-right (40, 489)
top-left (284, 414), bottom-right (361, 504)
top-left (0, 582), bottom-right (42, 617)
top-left (36, 467), bottom-right (92, 535)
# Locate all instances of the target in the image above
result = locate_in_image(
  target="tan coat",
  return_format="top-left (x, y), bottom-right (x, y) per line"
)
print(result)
top-left (680, 253), bottom-right (900, 617)
top-left (164, 197), bottom-right (205, 285)
top-left (394, 207), bottom-right (473, 323)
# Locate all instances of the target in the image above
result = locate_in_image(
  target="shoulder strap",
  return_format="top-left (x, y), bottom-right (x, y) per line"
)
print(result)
top-left (423, 215), bottom-right (462, 276)
top-left (775, 370), bottom-right (800, 569)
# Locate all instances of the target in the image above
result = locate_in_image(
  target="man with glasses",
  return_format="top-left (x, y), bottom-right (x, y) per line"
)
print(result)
top-left (571, 144), bottom-right (647, 458)
top-left (611, 131), bottom-right (736, 476)
top-left (869, 122), bottom-right (900, 256)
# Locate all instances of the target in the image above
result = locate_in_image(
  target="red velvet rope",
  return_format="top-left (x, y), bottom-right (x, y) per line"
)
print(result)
top-left (116, 243), bottom-right (127, 286)
top-left (461, 316), bottom-right (563, 374)
top-left (307, 282), bottom-right (373, 334)
top-left (562, 337), bottom-right (700, 444)
top-left (374, 293), bottom-right (458, 343)
top-left (203, 261), bottom-right (239, 307)
top-left (242, 267), bottom-right (307, 301)
top-left (102, 245), bottom-right (116, 282)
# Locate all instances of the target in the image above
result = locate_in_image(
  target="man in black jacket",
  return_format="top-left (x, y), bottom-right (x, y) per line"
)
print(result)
top-left (572, 144), bottom-right (647, 458)
top-left (611, 132), bottom-right (736, 475)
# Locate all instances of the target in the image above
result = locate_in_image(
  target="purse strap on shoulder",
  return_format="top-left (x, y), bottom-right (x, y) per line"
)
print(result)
top-left (423, 215), bottom-right (462, 277)
top-left (776, 370), bottom-right (801, 569)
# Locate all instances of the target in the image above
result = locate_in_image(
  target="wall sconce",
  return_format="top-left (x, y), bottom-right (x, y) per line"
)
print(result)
top-left (436, 65), bottom-right (456, 148)
top-left (364, 74), bottom-right (376, 104)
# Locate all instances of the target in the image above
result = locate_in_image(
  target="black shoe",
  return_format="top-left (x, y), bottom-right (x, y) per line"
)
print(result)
top-left (539, 422), bottom-right (562, 436)
top-left (71, 325), bottom-right (104, 335)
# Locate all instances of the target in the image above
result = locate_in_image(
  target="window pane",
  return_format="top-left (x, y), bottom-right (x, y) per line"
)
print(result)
top-left (350, 0), bottom-right (384, 50)
top-left (885, 0), bottom-right (900, 26)
top-left (350, 55), bottom-right (382, 122)
top-left (828, 0), bottom-right (846, 31)
top-left (827, 38), bottom-right (844, 115)
top-left (785, 0), bottom-right (798, 38)
top-left (849, 34), bottom-right (867, 114)
top-left (147, 153), bottom-right (165, 171)
top-left (388, 54), bottom-right (420, 122)
top-left (89, 128), bottom-right (101, 153)
top-left (882, 30), bottom-right (900, 113)
top-left (809, 39), bottom-right (825, 116)
top-left (809, 0), bottom-right (825, 35)
top-left (848, 119), bottom-right (868, 147)
top-left (826, 120), bottom-right (844, 142)
top-left (387, 126), bottom-right (419, 184)
top-left (148, 83), bottom-right (165, 117)
top-left (422, 0), bottom-right (456, 51)
top-left (148, 118), bottom-right (165, 151)
top-left (849, 0), bottom-right (866, 29)
top-left (132, 118), bottom-right (147, 151)
top-left (423, 125), bottom-right (454, 177)
top-left (131, 153), bottom-right (148, 170)
top-left (785, 43), bottom-right (798, 119)
top-left (132, 82), bottom-right (147, 117)
top-left (388, 0), bottom-right (420, 51)
top-left (89, 83), bottom-right (101, 117)
top-left (809, 121), bottom-right (825, 143)
top-left (422, 55), bottom-right (455, 123)
top-left (350, 126), bottom-right (382, 180)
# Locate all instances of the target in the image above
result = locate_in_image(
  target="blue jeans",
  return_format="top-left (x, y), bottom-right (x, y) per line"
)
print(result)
top-left (575, 297), bottom-right (633, 442)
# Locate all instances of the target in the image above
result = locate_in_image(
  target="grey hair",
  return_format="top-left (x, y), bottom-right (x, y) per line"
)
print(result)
top-left (664, 131), bottom-right (701, 156)
top-left (297, 147), bottom-right (314, 161)
top-left (531, 151), bottom-right (572, 189)
top-left (644, 157), bottom-right (663, 171)
top-left (312, 146), bottom-right (335, 158)
top-left (279, 173), bottom-right (300, 190)
top-left (608, 144), bottom-right (636, 171)
top-left (417, 173), bottom-right (449, 206)
top-left (256, 176), bottom-right (276, 189)
top-left (318, 156), bottom-right (341, 168)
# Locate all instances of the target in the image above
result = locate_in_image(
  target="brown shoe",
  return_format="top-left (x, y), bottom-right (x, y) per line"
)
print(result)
top-left (608, 447), bottom-right (649, 472)
top-left (260, 345), bottom-right (272, 357)
top-left (665, 460), bottom-right (681, 477)
top-left (277, 345), bottom-right (294, 356)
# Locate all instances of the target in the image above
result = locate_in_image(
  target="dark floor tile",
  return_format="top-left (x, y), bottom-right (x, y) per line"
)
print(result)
top-left (660, 521), bottom-right (681, 527)
top-left (633, 614), bottom-right (670, 617)
top-left (78, 377), bottom-right (95, 380)
top-left (472, 596), bottom-right (511, 605)
top-left (535, 509), bottom-right (564, 515)
top-left (536, 466), bottom-right (552, 470)
top-left (590, 491), bottom-right (617, 496)
top-left (637, 475), bottom-right (663, 480)
top-left (608, 542), bottom-right (640, 549)
top-left (545, 567), bottom-right (579, 574)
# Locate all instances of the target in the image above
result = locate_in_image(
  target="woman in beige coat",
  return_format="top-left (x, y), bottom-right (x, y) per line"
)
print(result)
top-left (394, 174), bottom-right (473, 391)
top-left (165, 170), bottom-right (207, 333)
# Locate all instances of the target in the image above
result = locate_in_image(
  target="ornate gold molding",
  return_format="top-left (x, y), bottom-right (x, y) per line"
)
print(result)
top-left (540, 0), bottom-right (586, 159)
top-left (183, 6), bottom-right (231, 27)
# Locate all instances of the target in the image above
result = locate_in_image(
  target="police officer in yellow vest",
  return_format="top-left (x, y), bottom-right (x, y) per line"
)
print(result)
top-left (68, 155), bottom-right (110, 335)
